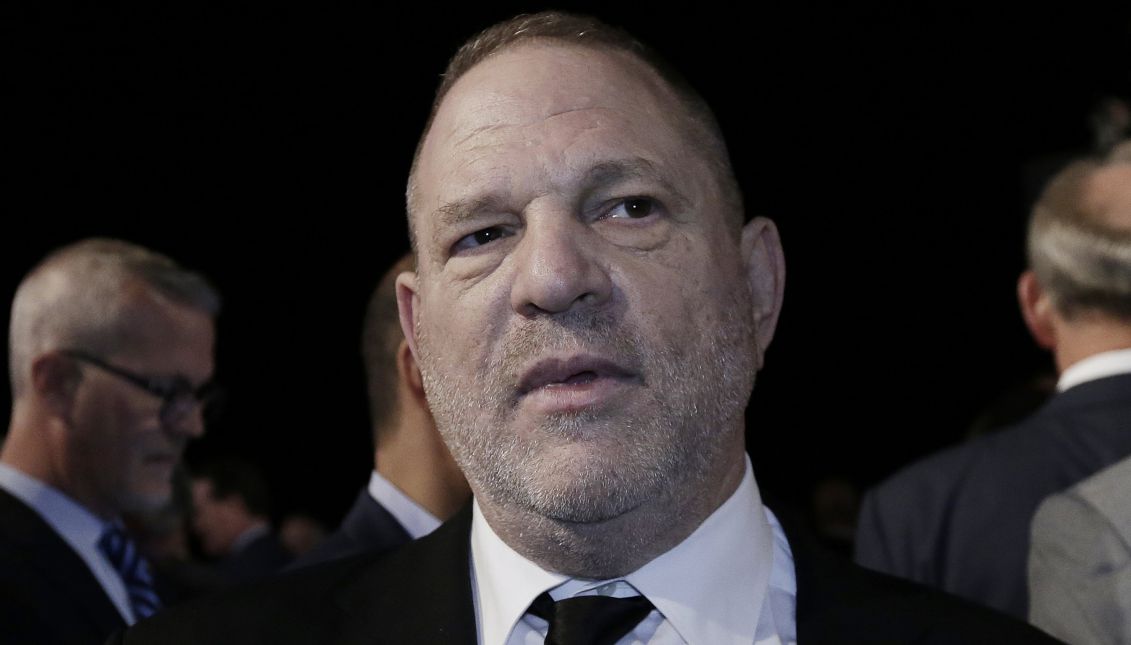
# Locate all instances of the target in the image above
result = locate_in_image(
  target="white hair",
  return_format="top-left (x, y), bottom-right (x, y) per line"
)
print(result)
top-left (1027, 141), bottom-right (1131, 320)
top-left (8, 238), bottom-right (219, 397)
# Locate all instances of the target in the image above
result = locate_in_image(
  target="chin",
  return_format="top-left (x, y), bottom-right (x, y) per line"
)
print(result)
top-left (119, 485), bottom-right (173, 515)
top-left (514, 451), bottom-right (667, 524)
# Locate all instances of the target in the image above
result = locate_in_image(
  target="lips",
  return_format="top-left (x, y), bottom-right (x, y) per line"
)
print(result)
top-left (517, 355), bottom-right (638, 395)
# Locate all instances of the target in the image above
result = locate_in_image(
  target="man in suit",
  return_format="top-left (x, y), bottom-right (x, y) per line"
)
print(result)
top-left (0, 238), bottom-right (218, 644)
top-left (190, 457), bottom-right (293, 583)
top-left (1029, 456), bottom-right (1131, 645)
top-left (1024, 144), bottom-right (1131, 644)
top-left (114, 12), bottom-right (1054, 643)
top-left (855, 140), bottom-right (1131, 619)
top-left (292, 254), bottom-right (470, 569)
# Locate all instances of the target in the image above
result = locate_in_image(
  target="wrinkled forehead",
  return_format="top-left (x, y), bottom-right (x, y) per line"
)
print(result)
top-left (411, 43), bottom-right (698, 227)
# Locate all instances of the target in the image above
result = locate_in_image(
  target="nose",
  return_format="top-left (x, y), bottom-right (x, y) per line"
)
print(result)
top-left (164, 401), bottom-right (207, 439)
top-left (510, 209), bottom-right (613, 317)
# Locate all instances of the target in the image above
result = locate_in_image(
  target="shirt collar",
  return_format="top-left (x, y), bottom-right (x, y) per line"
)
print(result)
top-left (367, 470), bottom-right (441, 539)
top-left (470, 456), bottom-right (774, 645)
top-left (229, 522), bottom-right (271, 554)
top-left (0, 462), bottom-right (108, 555)
top-left (1057, 347), bottom-right (1131, 392)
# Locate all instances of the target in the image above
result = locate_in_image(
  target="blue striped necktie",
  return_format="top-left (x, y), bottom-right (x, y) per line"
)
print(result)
top-left (98, 524), bottom-right (162, 621)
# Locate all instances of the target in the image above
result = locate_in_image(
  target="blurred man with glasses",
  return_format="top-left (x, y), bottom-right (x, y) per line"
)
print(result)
top-left (0, 238), bottom-right (219, 645)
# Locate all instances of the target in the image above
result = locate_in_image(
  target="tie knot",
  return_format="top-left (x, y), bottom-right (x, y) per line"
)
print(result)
top-left (529, 591), bottom-right (655, 645)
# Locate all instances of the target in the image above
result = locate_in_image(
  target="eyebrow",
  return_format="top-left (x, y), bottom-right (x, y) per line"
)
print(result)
top-left (429, 157), bottom-right (690, 248)
top-left (430, 195), bottom-right (506, 251)
top-left (581, 158), bottom-right (690, 210)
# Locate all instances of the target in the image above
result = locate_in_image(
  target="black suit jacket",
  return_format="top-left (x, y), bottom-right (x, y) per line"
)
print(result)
top-left (856, 372), bottom-right (1131, 618)
top-left (0, 488), bottom-right (126, 645)
top-left (218, 530), bottom-right (293, 583)
top-left (112, 504), bottom-right (1057, 644)
top-left (291, 488), bottom-right (412, 570)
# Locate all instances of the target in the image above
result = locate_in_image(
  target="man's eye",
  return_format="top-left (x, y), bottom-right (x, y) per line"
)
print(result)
top-left (452, 226), bottom-right (513, 253)
top-left (608, 197), bottom-right (657, 219)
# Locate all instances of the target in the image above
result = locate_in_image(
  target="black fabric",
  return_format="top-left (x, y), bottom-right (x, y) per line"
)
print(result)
top-left (217, 530), bottom-right (292, 584)
top-left (527, 591), bottom-right (654, 645)
top-left (856, 372), bottom-right (1131, 618)
top-left (289, 488), bottom-right (412, 570)
top-left (112, 500), bottom-right (1061, 644)
top-left (0, 488), bottom-right (127, 645)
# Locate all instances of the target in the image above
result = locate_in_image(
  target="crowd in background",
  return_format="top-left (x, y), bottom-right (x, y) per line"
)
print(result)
top-left (2, 8), bottom-right (1130, 645)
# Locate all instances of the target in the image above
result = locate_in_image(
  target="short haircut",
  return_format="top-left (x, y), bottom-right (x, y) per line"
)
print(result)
top-left (361, 254), bottom-right (414, 444)
top-left (405, 10), bottom-right (744, 250)
top-left (1028, 141), bottom-right (1131, 320)
top-left (192, 456), bottom-right (271, 517)
top-left (8, 238), bottom-right (220, 397)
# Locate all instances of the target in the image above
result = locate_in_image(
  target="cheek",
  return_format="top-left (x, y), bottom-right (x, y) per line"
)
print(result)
top-left (419, 287), bottom-right (501, 364)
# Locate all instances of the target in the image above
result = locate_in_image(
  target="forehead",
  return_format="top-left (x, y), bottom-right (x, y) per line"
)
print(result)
top-left (412, 44), bottom-right (703, 226)
top-left (434, 42), bottom-right (678, 132)
top-left (112, 286), bottom-right (215, 374)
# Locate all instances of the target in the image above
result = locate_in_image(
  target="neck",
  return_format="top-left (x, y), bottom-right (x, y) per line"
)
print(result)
top-left (2, 405), bottom-right (115, 520)
top-left (375, 413), bottom-right (470, 522)
top-left (479, 433), bottom-right (747, 579)
top-left (1054, 316), bottom-right (1131, 373)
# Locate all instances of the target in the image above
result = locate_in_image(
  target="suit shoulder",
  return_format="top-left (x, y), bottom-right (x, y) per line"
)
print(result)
top-left (802, 553), bottom-right (1061, 643)
top-left (117, 550), bottom-right (398, 645)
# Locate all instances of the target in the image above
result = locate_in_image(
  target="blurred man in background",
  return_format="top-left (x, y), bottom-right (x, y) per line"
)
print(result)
top-left (0, 238), bottom-right (218, 644)
top-left (857, 141), bottom-right (1131, 618)
top-left (293, 253), bottom-right (470, 568)
top-left (190, 456), bottom-right (291, 583)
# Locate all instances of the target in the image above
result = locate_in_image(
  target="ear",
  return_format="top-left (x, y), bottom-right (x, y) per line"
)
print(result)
top-left (741, 217), bottom-right (786, 368)
top-left (396, 270), bottom-right (421, 361)
top-left (396, 339), bottom-right (428, 406)
top-left (1018, 270), bottom-right (1057, 350)
top-left (30, 352), bottom-right (82, 423)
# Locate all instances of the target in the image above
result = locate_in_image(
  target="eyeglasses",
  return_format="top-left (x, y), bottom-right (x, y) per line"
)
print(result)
top-left (61, 349), bottom-right (220, 428)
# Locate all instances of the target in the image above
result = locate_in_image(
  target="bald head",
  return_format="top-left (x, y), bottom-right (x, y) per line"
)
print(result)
top-left (8, 238), bottom-right (220, 398)
top-left (1028, 141), bottom-right (1131, 320)
top-left (405, 11), bottom-right (744, 251)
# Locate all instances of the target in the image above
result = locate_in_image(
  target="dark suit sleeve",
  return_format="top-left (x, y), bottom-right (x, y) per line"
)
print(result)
top-left (853, 489), bottom-right (896, 572)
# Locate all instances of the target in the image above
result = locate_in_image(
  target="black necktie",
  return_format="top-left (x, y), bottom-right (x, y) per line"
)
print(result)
top-left (528, 591), bottom-right (655, 645)
top-left (98, 524), bottom-right (162, 620)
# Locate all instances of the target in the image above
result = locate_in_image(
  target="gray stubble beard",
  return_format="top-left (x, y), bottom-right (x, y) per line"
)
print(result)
top-left (416, 296), bottom-right (757, 574)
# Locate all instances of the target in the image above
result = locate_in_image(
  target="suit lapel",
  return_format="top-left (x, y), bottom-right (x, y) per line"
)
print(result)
top-left (774, 503), bottom-right (932, 644)
top-left (0, 489), bottom-right (125, 637)
top-left (332, 504), bottom-right (477, 644)
top-left (345, 489), bottom-right (413, 553)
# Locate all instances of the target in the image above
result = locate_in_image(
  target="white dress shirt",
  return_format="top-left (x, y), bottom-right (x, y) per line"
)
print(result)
top-left (1057, 347), bottom-right (1131, 392)
top-left (367, 470), bottom-right (441, 539)
top-left (0, 463), bottom-right (136, 623)
top-left (470, 456), bottom-right (797, 645)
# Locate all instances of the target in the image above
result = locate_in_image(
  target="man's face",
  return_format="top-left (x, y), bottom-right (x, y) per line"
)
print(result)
top-left (402, 44), bottom-right (782, 523)
top-left (68, 290), bottom-right (214, 518)
top-left (190, 479), bottom-right (237, 557)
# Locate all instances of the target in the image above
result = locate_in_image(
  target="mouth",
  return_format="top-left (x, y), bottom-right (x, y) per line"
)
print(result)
top-left (516, 355), bottom-right (639, 412)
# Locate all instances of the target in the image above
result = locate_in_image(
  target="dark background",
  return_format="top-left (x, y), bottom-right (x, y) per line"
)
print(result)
top-left (4, 4), bottom-right (1130, 525)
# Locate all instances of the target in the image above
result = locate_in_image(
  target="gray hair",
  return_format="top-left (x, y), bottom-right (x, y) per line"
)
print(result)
top-left (1028, 141), bottom-right (1131, 320)
top-left (9, 238), bottom-right (220, 397)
